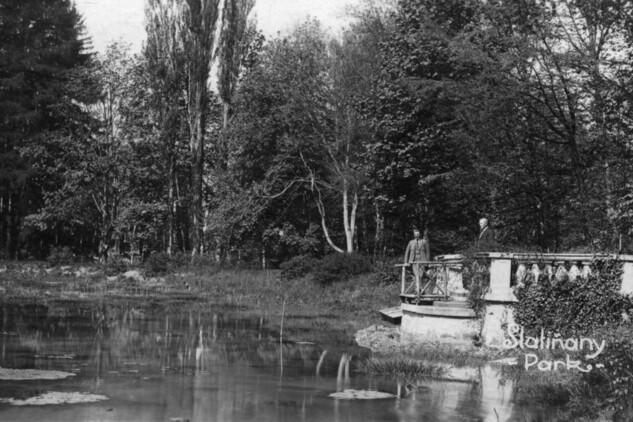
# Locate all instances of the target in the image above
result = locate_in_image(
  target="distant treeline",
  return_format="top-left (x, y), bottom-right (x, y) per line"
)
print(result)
top-left (3, 0), bottom-right (633, 264)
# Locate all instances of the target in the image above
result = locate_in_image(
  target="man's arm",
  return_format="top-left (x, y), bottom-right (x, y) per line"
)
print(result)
top-left (425, 240), bottom-right (430, 261)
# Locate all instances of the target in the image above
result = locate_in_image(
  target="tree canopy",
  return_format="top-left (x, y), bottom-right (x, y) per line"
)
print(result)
top-left (3, 0), bottom-right (633, 263)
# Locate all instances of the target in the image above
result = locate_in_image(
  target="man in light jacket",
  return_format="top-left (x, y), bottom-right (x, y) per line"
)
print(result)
top-left (404, 228), bottom-right (431, 295)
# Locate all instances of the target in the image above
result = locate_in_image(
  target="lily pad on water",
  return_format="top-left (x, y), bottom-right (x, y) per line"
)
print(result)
top-left (0, 392), bottom-right (108, 406)
top-left (0, 367), bottom-right (76, 380)
top-left (34, 354), bottom-right (76, 360)
top-left (328, 389), bottom-right (396, 400)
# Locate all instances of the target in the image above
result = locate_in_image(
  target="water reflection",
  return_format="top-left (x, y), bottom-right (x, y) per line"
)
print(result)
top-left (0, 304), bottom-right (547, 421)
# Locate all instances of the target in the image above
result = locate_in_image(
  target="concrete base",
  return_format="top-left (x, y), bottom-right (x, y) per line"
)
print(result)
top-left (401, 303), bottom-right (480, 342)
top-left (481, 303), bottom-right (516, 347)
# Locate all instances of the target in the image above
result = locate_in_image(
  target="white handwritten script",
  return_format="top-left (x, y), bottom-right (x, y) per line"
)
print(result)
top-left (503, 324), bottom-right (606, 372)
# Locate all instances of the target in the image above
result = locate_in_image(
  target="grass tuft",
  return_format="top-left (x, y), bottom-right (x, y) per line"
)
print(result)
top-left (359, 356), bottom-right (448, 380)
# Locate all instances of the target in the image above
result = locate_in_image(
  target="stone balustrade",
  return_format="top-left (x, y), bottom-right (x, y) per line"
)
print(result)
top-left (478, 252), bottom-right (633, 347)
top-left (397, 252), bottom-right (633, 347)
top-left (479, 252), bottom-right (633, 301)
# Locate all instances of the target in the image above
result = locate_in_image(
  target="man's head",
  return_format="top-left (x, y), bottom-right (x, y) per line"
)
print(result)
top-left (413, 228), bottom-right (420, 239)
top-left (479, 218), bottom-right (488, 230)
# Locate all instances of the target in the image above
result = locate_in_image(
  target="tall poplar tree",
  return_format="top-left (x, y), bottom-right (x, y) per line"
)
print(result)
top-left (146, 0), bottom-right (255, 257)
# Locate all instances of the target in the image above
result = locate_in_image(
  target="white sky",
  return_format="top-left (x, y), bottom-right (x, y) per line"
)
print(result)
top-left (75, 0), bottom-right (359, 53)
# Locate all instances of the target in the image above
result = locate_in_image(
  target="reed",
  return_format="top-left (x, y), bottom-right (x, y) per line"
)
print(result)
top-left (359, 356), bottom-right (448, 380)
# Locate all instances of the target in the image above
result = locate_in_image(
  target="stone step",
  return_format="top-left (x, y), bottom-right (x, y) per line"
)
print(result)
top-left (401, 303), bottom-right (477, 319)
top-left (433, 301), bottom-right (470, 309)
top-left (451, 290), bottom-right (469, 298)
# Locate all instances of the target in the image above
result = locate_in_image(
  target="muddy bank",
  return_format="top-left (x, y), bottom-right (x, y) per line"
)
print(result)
top-left (354, 324), bottom-right (501, 361)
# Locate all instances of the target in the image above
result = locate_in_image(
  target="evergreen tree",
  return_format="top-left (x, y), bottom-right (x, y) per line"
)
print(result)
top-left (0, 0), bottom-right (92, 259)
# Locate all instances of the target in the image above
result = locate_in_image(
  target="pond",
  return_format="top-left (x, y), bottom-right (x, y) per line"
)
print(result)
top-left (0, 303), bottom-right (549, 421)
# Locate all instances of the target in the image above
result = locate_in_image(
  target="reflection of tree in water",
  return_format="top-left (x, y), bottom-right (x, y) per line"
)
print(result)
top-left (0, 303), bottom-right (552, 421)
top-left (0, 304), bottom-right (358, 378)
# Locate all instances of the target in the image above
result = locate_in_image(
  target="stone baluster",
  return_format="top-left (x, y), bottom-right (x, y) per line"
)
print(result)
top-left (568, 263), bottom-right (581, 281)
top-left (515, 263), bottom-right (527, 287)
top-left (544, 264), bottom-right (553, 281)
top-left (555, 264), bottom-right (568, 282)
top-left (531, 264), bottom-right (540, 284)
top-left (582, 264), bottom-right (591, 280)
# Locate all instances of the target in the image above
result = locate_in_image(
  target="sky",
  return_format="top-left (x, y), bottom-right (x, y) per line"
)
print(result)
top-left (75, 0), bottom-right (359, 54)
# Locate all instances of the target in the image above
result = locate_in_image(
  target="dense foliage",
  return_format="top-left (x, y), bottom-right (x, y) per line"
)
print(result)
top-left (515, 259), bottom-right (633, 336)
top-left (4, 0), bottom-right (633, 266)
top-left (513, 259), bottom-right (633, 419)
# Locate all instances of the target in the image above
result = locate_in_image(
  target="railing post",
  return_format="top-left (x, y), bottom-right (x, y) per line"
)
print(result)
top-left (480, 253), bottom-right (518, 347)
top-left (622, 261), bottom-right (633, 296)
top-left (485, 255), bottom-right (518, 302)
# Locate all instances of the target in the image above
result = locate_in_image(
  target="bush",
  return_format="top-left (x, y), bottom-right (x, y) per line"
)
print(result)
top-left (369, 258), bottom-right (401, 285)
top-left (47, 246), bottom-right (75, 267)
top-left (312, 253), bottom-right (373, 285)
top-left (511, 258), bottom-right (633, 420)
top-left (461, 256), bottom-right (490, 317)
top-left (144, 252), bottom-right (172, 276)
top-left (170, 251), bottom-right (190, 268)
top-left (589, 324), bottom-right (633, 419)
top-left (191, 253), bottom-right (218, 268)
top-left (280, 255), bottom-right (318, 281)
top-left (514, 258), bottom-right (631, 336)
top-left (104, 258), bottom-right (128, 277)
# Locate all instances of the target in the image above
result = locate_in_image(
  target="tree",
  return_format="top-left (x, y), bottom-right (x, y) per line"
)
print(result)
top-left (0, 0), bottom-right (92, 259)
top-left (368, 0), bottom-right (483, 253)
top-left (24, 43), bottom-right (135, 262)
top-left (216, 0), bottom-right (256, 131)
top-left (143, 2), bottom-right (190, 255)
top-left (145, 0), bottom-right (223, 257)
top-left (146, 0), bottom-right (258, 257)
top-left (474, 0), bottom-right (633, 250)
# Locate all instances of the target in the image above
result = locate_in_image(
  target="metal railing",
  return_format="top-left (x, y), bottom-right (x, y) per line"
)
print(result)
top-left (395, 260), bottom-right (461, 303)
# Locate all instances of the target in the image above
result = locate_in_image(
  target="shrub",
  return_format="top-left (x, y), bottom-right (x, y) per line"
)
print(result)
top-left (591, 324), bottom-right (633, 419)
top-left (191, 253), bottom-right (218, 268)
top-left (170, 251), bottom-right (190, 268)
top-left (461, 256), bottom-right (490, 317)
top-left (514, 258), bottom-right (631, 336)
top-left (280, 255), bottom-right (318, 281)
top-left (104, 258), bottom-right (128, 277)
top-left (512, 258), bottom-right (633, 419)
top-left (144, 252), bottom-right (172, 276)
top-left (312, 253), bottom-right (373, 285)
top-left (369, 258), bottom-right (401, 285)
top-left (47, 246), bottom-right (74, 267)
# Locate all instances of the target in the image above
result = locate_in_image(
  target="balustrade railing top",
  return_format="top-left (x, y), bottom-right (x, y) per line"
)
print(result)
top-left (476, 252), bottom-right (633, 263)
top-left (472, 252), bottom-right (633, 299)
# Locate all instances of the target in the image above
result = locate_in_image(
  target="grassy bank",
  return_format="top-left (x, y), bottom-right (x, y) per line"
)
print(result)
top-left (0, 261), bottom-right (397, 338)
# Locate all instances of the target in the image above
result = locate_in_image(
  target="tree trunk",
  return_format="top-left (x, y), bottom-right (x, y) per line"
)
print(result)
top-left (374, 201), bottom-right (384, 260)
top-left (188, 74), bottom-right (206, 258)
top-left (342, 183), bottom-right (358, 254)
top-left (5, 194), bottom-right (12, 260)
top-left (168, 150), bottom-right (175, 256)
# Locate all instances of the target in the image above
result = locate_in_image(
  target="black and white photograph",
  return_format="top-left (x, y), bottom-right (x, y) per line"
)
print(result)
top-left (1, 0), bottom-right (633, 420)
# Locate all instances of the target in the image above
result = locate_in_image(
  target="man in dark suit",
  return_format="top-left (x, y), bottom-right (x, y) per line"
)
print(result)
top-left (477, 218), bottom-right (495, 250)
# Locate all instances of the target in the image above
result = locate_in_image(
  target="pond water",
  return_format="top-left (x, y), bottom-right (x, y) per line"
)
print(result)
top-left (0, 303), bottom-right (549, 422)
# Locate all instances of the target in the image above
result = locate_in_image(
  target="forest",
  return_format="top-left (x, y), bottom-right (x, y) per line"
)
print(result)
top-left (3, 0), bottom-right (633, 265)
